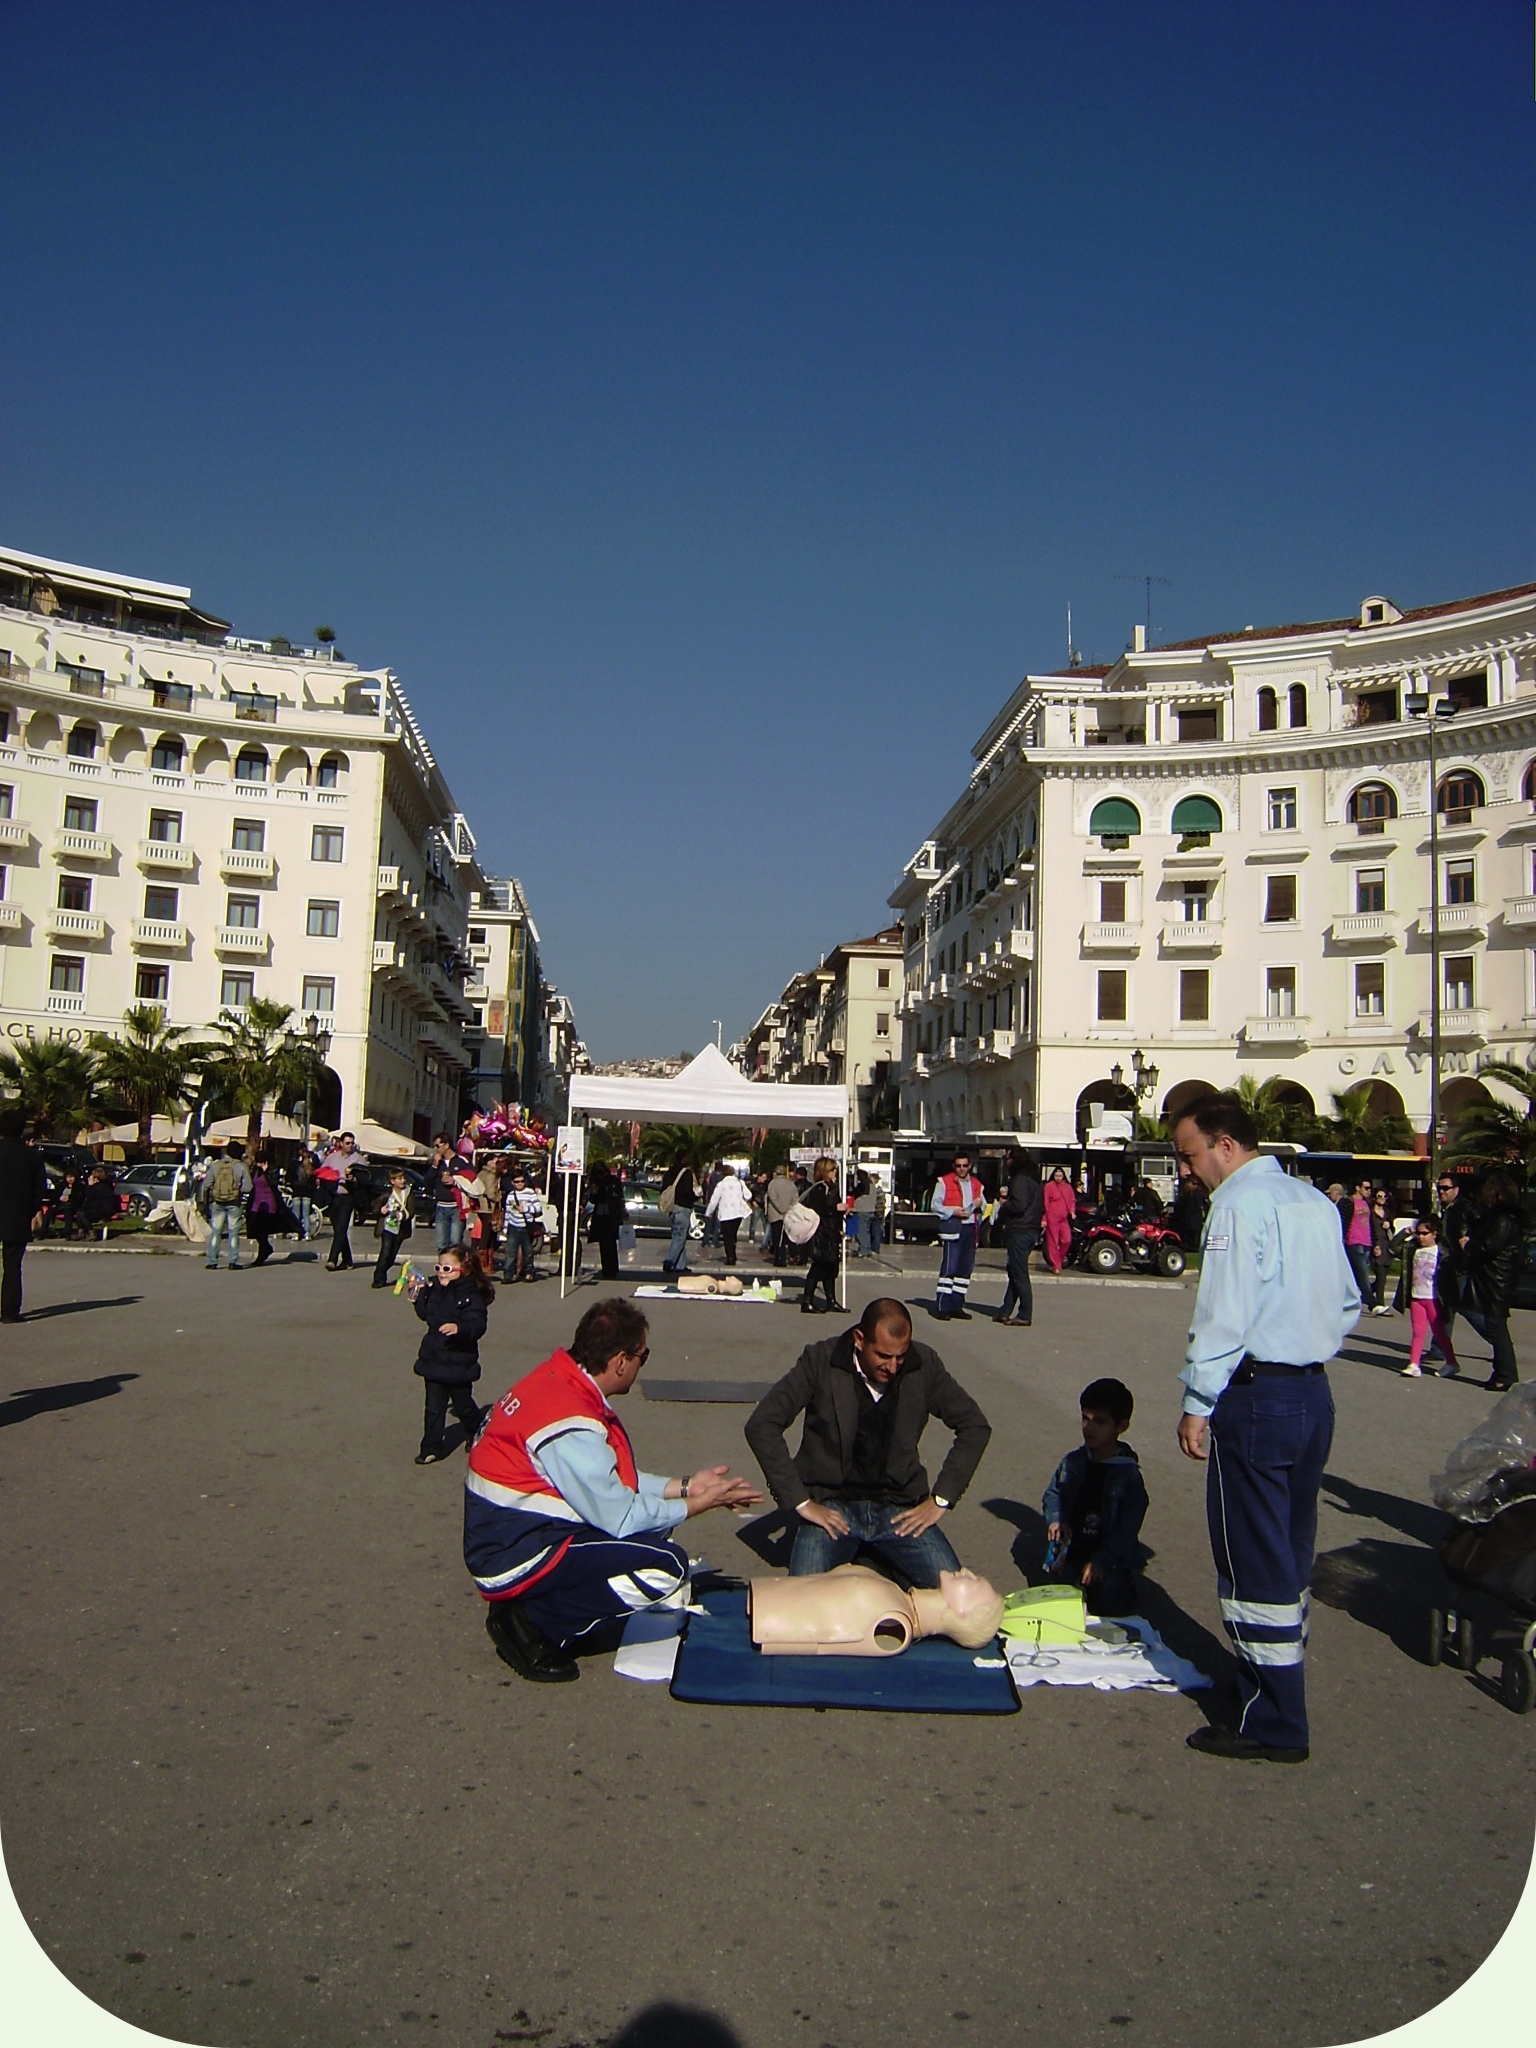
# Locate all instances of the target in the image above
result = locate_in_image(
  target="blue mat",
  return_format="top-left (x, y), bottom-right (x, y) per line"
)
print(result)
top-left (670, 1588), bottom-right (1019, 1715)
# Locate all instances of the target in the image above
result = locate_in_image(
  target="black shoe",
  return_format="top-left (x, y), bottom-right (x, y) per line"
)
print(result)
top-left (485, 1602), bottom-right (579, 1683)
top-left (949, 1309), bottom-right (973, 1321)
top-left (414, 1448), bottom-right (443, 1466)
top-left (1186, 1726), bottom-right (1308, 1764)
top-left (801, 1300), bottom-right (819, 1313)
top-left (1481, 1378), bottom-right (1514, 1393)
top-left (371, 1279), bottom-right (389, 1289)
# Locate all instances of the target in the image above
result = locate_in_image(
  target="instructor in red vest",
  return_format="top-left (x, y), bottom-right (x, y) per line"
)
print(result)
top-left (464, 1298), bottom-right (762, 1683)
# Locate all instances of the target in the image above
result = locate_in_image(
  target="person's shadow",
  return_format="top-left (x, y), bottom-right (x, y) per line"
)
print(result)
top-left (1309, 1469), bottom-right (1498, 1663)
top-left (609, 2005), bottom-right (742, 2047)
top-left (733, 1508), bottom-right (797, 1570)
top-left (0, 1373), bottom-right (140, 1428)
top-left (14, 1295), bottom-right (141, 1320)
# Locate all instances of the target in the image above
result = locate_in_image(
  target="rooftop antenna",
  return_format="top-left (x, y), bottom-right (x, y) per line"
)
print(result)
top-left (1116, 572), bottom-right (1171, 646)
top-left (1066, 604), bottom-right (1082, 668)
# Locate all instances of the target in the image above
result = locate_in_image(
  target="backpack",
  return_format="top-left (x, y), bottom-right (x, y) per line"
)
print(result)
top-left (208, 1157), bottom-right (241, 1205)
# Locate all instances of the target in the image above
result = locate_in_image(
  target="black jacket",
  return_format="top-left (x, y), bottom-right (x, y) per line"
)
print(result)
top-left (998, 1170), bottom-right (1044, 1237)
top-left (1462, 1202), bottom-right (1524, 1318)
top-left (0, 1138), bottom-right (49, 1241)
top-left (412, 1277), bottom-right (488, 1384)
top-left (800, 1179), bottom-right (843, 1263)
top-left (745, 1327), bottom-right (991, 1512)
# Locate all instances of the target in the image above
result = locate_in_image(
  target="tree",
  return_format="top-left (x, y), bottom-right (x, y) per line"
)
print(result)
top-left (1443, 1061), bottom-right (1536, 1173)
top-left (87, 1006), bottom-right (198, 1155)
top-left (1324, 1085), bottom-right (1412, 1156)
top-left (636, 1122), bottom-right (746, 1171)
top-left (195, 998), bottom-right (324, 1145)
top-left (0, 1037), bottom-right (97, 1138)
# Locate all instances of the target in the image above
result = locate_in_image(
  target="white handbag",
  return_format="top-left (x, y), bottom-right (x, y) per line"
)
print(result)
top-left (782, 1200), bottom-right (820, 1246)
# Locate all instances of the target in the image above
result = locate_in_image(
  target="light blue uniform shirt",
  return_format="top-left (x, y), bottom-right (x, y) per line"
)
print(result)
top-left (1181, 1155), bottom-right (1361, 1416)
top-left (533, 1428), bottom-right (687, 1541)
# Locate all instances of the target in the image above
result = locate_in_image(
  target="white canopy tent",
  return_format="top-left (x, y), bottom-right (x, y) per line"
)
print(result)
top-left (563, 1044), bottom-right (853, 1297)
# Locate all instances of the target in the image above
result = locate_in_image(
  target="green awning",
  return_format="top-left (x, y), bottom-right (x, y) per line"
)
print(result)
top-left (1171, 795), bottom-right (1223, 833)
top-left (1089, 797), bottom-right (1141, 835)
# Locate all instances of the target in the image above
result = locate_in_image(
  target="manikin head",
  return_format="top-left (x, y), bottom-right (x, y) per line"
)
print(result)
top-left (909, 1569), bottom-right (1006, 1649)
top-left (852, 1299), bottom-right (912, 1387)
top-left (1171, 1096), bottom-right (1260, 1194)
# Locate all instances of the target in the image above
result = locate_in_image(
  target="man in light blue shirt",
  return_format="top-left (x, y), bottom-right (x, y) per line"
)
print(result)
top-left (1173, 1094), bottom-right (1361, 1764)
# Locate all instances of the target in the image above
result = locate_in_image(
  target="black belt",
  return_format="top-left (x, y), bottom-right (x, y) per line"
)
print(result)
top-left (1229, 1356), bottom-right (1326, 1385)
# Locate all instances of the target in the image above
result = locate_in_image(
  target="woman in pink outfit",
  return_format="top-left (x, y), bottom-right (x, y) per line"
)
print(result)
top-left (1042, 1167), bottom-right (1077, 1273)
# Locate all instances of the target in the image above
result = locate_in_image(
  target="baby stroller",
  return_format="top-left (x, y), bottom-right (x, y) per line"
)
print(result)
top-left (1428, 1387), bottom-right (1536, 1714)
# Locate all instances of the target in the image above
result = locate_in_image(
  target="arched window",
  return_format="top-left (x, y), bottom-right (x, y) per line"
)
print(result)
top-left (234, 746), bottom-right (268, 783)
top-left (1288, 682), bottom-right (1308, 728)
top-left (1088, 797), bottom-right (1141, 838)
top-left (316, 752), bottom-right (345, 788)
top-left (67, 722), bottom-right (98, 759)
top-left (1256, 686), bottom-right (1278, 732)
top-left (1347, 781), bottom-right (1398, 832)
top-left (1008, 826), bottom-right (1020, 864)
top-left (1524, 760), bottom-right (1536, 805)
top-left (1170, 795), bottom-right (1223, 835)
top-left (1437, 770), bottom-right (1484, 823)
top-left (151, 734), bottom-right (184, 773)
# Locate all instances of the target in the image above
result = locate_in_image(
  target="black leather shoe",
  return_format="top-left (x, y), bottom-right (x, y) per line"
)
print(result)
top-left (1186, 1725), bottom-right (1308, 1764)
top-left (949, 1309), bottom-right (973, 1321)
top-left (485, 1602), bottom-right (579, 1683)
top-left (1482, 1378), bottom-right (1513, 1393)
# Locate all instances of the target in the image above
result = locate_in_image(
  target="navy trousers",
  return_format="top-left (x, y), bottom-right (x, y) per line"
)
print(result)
top-left (1206, 1369), bottom-right (1335, 1750)
top-left (500, 1526), bottom-right (690, 1651)
top-left (936, 1223), bottom-right (977, 1315)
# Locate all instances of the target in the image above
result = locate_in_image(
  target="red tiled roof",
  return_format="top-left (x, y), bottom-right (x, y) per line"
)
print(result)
top-left (1147, 579), bottom-right (1536, 655)
top-left (1037, 664), bottom-right (1110, 678)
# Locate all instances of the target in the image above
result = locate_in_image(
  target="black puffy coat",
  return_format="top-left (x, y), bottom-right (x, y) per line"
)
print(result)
top-left (412, 1276), bottom-right (489, 1385)
top-left (0, 1138), bottom-right (49, 1242)
top-left (1463, 1201), bottom-right (1524, 1318)
top-left (801, 1179), bottom-right (843, 1262)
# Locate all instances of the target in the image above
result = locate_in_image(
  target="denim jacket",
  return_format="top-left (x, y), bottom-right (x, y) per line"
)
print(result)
top-left (1041, 1445), bottom-right (1148, 1575)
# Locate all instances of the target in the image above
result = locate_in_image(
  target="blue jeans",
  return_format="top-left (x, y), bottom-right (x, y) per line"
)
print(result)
top-left (435, 1203), bottom-right (464, 1253)
top-left (852, 1214), bottom-right (876, 1257)
top-left (665, 1205), bottom-right (692, 1273)
top-left (1345, 1241), bottom-right (1375, 1307)
top-left (501, 1222), bottom-right (531, 1280)
top-left (788, 1497), bottom-right (962, 1589)
top-left (205, 1203), bottom-right (244, 1268)
top-left (999, 1230), bottom-right (1036, 1321)
top-left (293, 1193), bottom-right (312, 1240)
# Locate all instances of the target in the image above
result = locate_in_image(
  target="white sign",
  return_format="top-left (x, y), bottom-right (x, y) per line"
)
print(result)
top-left (554, 1125), bottom-right (586, 1175)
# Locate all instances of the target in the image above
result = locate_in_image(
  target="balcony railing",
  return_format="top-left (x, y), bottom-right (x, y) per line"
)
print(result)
top-left (47, 910), bottom-right (106, 940)
top-left (53, 829), bottom-right (114, 860)
top-left (1502, 894), bottom-right (1536, 928)
top-left (0, 818), bottom-right (30, 848)
top-left (0, 904), bottom-right (22, 931)
top-left (149, 681), bottom-right (195, 711)
top-left (45, 991), bottom-right (86, 1014)
top-left (974, 1029), bottom-right (1016, 1063)
top-left (131, 919), bottom-right (189, 949)
top-left (215, 925), bottom-right (269, 955)
top-left (66, 670), bottom-right (109, 698)
top-left (1330, 911), bottom-right (1396, 944)
top-left (220, 847), bottom-right (276, 878)
top-left (1243, 1013), bottom-right (1310, 1045)
top-left (1161, 918), bottom-right (1223, 950)
top-left (1081, 921), bottom-right (1140, 952)
top-left (1420, 902), bottom-right (1487, 940)
top-left (1420, 1007), bottom-right (1489, 1044)
top-left (138, 838), bottom-right (195, 870)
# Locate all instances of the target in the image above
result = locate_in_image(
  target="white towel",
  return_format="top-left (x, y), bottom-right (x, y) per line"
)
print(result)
top-left (1007, 1615), bottom-right (1211, 1694)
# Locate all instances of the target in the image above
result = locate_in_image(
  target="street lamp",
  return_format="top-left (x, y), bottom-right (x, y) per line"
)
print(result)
top-left (284, 1012), bottom-right (332, 1145)
top-left (1110, 1049), bottom-right (1160, 1104)
top-left (1406, 685), bottom-right (1456, 1173)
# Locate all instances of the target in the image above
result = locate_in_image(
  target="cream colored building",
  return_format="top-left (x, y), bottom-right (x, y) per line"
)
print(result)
top-left (465, 876), bottom-right (544, 1111)
top-left (740, 926), bottom-right (903, 1132)
top-left (0, 544), bottom-right (488, 1143)
top-left (890, 581), bottom-right (1536, 1147)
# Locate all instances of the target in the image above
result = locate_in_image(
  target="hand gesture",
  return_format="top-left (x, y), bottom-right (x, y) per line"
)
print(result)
top-left (795, 1499), bottom-right (851, 1538)
top-left (891, 1496), bottom-right (947, 1538)
top-left (683, 1465), bottom-right (764, 1517)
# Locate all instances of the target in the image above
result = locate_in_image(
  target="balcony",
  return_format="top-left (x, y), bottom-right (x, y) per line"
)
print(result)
top-left (53, 829), bottom-right (114, 860)
top-left (1420, 1007), bottom-right (1489, 1045)
top-left (930, 1034), bottom-right (965, 1069)
top-left (909, 1052), bottom-right (932, 1079)
top-left (228, 690), bottom-right (278, 723)
top-left (45, 991), bottom-right (86, 1015)
top-left (149, 680), bottom-right (195, 711)
top-left (1420, 903), bottom-right (1487, 940)
top-left (1330, 911), bottom-right (1397, 945)
top-left (215, 925), bottom-right (269, 956)
top-left (373, 939), bottom-right (407, 976)
top-left (0, 818), bottom-right (30, 849)
top-left (138, 838), bottom-right (196, 871)
top-left (131, 919), bottom-right (189, 949)
top-left (1499, 805), bottom-right (1536, 843)
top-left (66, 670), bottom-right (109, 699)
top-left (1242, 1013), bottom-right (1311, 1047)
top-left (1161, 844), bottom-right (1224, 874)
top-left (1005, 928), bottom-right (1034, 964)
top-left (220, 846), bottom-right (276, 879)
top-left (1161, 918), bottom-right (1224, 952)
top-left (378, 864), bottom-right (404, 897)
top-left (418, 1017), bottom-right (467, 1063)
top-left (1503, 894), bottom-right (1536, 927)
top-left (1081, 922), bottom-right (1140, 952)
top-left (973, 1029), bottom-right (1016, 1064)
top-left (0, 904), bottom-right (22, 931)
top-left (47, 910), bottom-right (106, 941)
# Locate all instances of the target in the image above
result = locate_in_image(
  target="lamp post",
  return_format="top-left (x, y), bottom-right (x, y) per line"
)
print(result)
top-left (284, 1013), bottom-right (332, 1145)
top-left (1406, 685), bottom-right (1454, 1174)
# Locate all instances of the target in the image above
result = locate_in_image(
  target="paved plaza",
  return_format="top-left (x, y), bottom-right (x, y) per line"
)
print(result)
top-left (2, 1240), bottom-right (1533, 2048)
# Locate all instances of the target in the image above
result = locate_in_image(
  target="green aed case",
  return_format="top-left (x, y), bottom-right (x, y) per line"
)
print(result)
top-left (998, 1585), bottom-right (1088, 1646)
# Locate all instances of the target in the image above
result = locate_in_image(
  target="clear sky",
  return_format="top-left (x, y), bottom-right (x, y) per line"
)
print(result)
top-left (4, 2), bottom-right (1532, 1058)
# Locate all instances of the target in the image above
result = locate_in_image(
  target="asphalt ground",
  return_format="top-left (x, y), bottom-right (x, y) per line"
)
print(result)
top-left (2, 1235), bottom-right (1533, 2048)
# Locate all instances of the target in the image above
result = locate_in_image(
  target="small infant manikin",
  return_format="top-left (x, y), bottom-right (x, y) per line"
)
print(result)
top-left (749, 1564), bottom-right (1004, 1658)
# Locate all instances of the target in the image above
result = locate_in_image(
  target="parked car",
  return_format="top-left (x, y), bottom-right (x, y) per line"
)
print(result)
top-left (1508, 1237), bottom-right (1536, 1313)
top-left (117, 1163), bottom-right (189, 1219)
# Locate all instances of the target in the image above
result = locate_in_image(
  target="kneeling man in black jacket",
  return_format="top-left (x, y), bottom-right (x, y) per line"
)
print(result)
top-left (745, 1297), bottom-right (991, 1586)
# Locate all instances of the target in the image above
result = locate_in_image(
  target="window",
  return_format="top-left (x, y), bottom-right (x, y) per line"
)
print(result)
top-left (1353, 686), bottom-right (1398, 726)
top-left (1265, 967), bottom-right (1297, 1017)
top-left (1446, 673), bottom-right (1489, 715)
top-left (311, 826), bottom-right (344, 862)
top-left (58, 876), bottom-right (92, 912)
top-left (1347, 782), bottom-right (1398, 832)
top-left (1524, 760), bottom-right (1536, 806)
top-left (1171, 795), bottom-right (1222, 836)
top-left (1267, 787), bottom-right (1298, 831)
top-left (1176, 707), bottom-right (1220, 744)
top-left (1288, 683), bottom-right (1308, 729)
top-left (135, 964), bottom-right (170, 1002)
top-left (63, 796), bottom-right (98, 831)
top-left (875, 1012), bottom-right (891, 1036)
top-left (468, 927), bottom-right (487, 946)
top-left (220, 971), bottom-right (255, 1009)
top-left (1097, 970), bottom-right (1127, 1022)
top-left (231, 818), bottom-right (265, 852)
top-left (1256, 687), bottom-right (1278, 732)
top-left (225, 894), bottom-right (260, 928)
top-left (1356, 868), bottom-right (1386, 914)
top-left (1355, 962), bottom-right (1385, 1017)
top-left (877, 967), bottom-right (891, 989)
top-left (1265, 874), bottom-right (1298, 923)
top-left (234, 747), bottom-right (268, 783)
top-left (1437, 772), bottom-right (1484, 823)
top-left (67, 722), bottom-right (98, 759)
top-left (0, 785), bottom-right (11, 819)
top-left (50, 955), bottom-right (84, 993)
top-left (0, 709), bottom-right (9, 742)
top-left (151, 736), bottom-right (184, 772)
top-left (1099, 879), bottom-right (1126, 922)
top-left (1088, 798), bottom-right (1141, 839)
top-left (1179, 969), bottom-right (1210, 1022)
top-left (301, 976), bottom-right (336, 1013)
top-left (143, 886), bottom-right (179, 921)
top-left (0, 866), bottom-right (6, 899)
top-left (1182, 881), bottom-right (1210, 923)
top-left (1445, 957), bottom-right (1475, 1011)
top-left (1444, 858), bottom-right (1476, 907)
top-left (148, 808), bottom-right (182, 843)
top-left (306, 899), bottom-right (340, 937)
top-left (315, 754), bottom-right (342, 788)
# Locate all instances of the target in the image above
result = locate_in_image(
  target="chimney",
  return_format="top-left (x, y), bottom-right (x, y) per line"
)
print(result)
top-left (1133, 623), bottom-right (1146, 653)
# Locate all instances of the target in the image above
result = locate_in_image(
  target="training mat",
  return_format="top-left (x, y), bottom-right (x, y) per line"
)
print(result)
top-left (670, 1588), bottom-right (1020, 1714)
top-left (632, 1285), bottom-right (778, 1304)
top-left (642, 1380), bottom-right (775, 1403)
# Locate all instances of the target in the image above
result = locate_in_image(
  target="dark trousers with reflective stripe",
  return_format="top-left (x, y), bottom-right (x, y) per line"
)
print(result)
top-left (936, 1224), bottom-right (977, 1314)
top-left (1207, 1370), bottom-right (1335, 1750)
top-left (503, 1526), bottom-right (689, 1652)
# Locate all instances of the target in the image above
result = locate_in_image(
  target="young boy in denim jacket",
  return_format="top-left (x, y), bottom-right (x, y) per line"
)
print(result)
top-left (1042, 1377), bottom-right (1148, 1614)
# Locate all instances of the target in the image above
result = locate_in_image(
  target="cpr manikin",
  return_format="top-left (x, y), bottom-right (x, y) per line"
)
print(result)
top-left (749, 1565), bottom-right (1004, 1657)
top-left (675, 1273), bottom-right (744, 1297)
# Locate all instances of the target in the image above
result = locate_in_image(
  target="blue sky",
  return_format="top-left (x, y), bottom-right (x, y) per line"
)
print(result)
top-left (3, 2), bottom-right (1532, 1057)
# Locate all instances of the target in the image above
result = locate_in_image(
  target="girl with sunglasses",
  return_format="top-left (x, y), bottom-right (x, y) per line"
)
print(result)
top-left (409, 1244), bottom-right (495, 1464)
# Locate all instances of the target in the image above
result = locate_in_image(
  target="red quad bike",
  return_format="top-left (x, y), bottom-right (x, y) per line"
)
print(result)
top-left (1069, 1207), bottom-right (1188, 1279)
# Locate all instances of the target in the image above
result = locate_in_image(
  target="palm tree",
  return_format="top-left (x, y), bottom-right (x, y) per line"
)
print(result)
top-left (637, 1122), bottom-right (746, 1172)
top-left (1443, 1060), bottom-right (1536, 1172)
top-left (0, 1037), bottom-right (98, 1138)
top-left (195, 998), bottom-right (324, 1145)
top-left (1233, 1074), bottom-right (1289, 1142)
top-left (87, 1005), bottom-right (198, 1155)
top-left (1325, 1085), bottom-right (1413, 1156)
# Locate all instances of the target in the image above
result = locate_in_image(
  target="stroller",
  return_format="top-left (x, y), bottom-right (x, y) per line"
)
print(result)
top-left (1427, 1387), bottom-right (1536, 1714)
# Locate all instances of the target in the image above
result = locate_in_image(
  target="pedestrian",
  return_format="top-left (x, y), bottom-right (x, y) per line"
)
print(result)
top-left (371, 1167), bottom-right (415, 1288)
top-left (1399, 1218), bottom-right (1458, 1378)
top-left (1042, 1166), bottom-right (1077, 1273)
top-left (500, 1164), bottom-right (539, 1282)
top-left (326, 1155), bottom-right (364, 1272)
top-left (996, 1147), bottom-right (1043, 1328)
top-left (704, 1164), bottom-right (752, 1266)
top-left (1369, 1188), bottom-right (1395, 1316)
top-left (289, 1148), bottom-right (318, 1241)
top-left (849, 1173), bottom-right (879, 1259)
top-left (428, 1134), bottom-right (463, 1253)
top-left (660, 1156), bottom-right (697, 1277)
top-left (700, 1161), bottom-right (728, 1250)
top-left (1430, 1170), bottom-right (1476, 1359)
top-left (764, 1162), bottom-right (799, 1268)
top-left (407, 1243), bottom-right (491, 1465)
top-left (245, 1155), bottom-right (281, 1266)
top-left (1172, 1095), bottom-right (1360, 1764)
top-left (586, 1162), bottom-right (626, 1281)
top-left (0, 1109), bottom-right (49, 1323)
top-left (797, 1156), bottom-right (844, 1315)
top-left (870, 1175), bottom-right (887, 1257)
top-left (1340, 1177), bottom-right (1378, 1310)
top-left (315, 1131), bottom-right (358, 1210)
top-left (931, 1151), bottom-right (984, 1319)
top-left (1458, 1170), bottom-right (1523, 1392)
top-left (203, 1143), bottom-right (253, 1271)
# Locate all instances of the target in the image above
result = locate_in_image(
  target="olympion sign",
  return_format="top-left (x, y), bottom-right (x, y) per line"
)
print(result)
top-left (1334, 1046), bottom-right (1536, 1077)
top-left (1, 1018), bottom-right (108, 1046)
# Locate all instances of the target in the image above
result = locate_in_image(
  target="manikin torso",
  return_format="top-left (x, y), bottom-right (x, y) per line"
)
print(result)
top-left (749, 1565), bottom-right (1004, 1657)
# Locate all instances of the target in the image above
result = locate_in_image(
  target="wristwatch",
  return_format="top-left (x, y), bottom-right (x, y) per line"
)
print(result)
top-left (933, 1495), bottom-right (952, 1511)
top-left (679, 1476), bottom-right (690, 1500)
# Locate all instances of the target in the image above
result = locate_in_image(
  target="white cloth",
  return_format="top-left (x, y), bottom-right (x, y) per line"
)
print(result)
top-left (1006, 1616), bottom-right (1211, 1694)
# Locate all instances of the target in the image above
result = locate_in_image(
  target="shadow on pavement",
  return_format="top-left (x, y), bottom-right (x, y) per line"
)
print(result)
top-left (609, 2003), bottom-right (742, 2046)
top-left (1311, 1537), bottom-right (1462, 1661)
top-left (733, 1508), bottom-right (796, 1569)
top-left (1323, 1470), bottom-right (1447, 1548)
top-left (15, 1295), bottom-right (143, 1320)
top-left (0, 1373), bottom-right (140, 1428)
